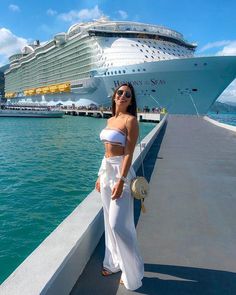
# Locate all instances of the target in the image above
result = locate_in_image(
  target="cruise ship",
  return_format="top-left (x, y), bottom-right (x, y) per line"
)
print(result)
top-left (4, 17), bottom-right (236, 114)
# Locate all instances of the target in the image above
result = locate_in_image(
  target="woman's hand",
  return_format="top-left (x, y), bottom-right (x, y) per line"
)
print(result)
top-left (111, 180), bottom-right (124, 200)
top-left (95, 177), bottom-right (101, 192)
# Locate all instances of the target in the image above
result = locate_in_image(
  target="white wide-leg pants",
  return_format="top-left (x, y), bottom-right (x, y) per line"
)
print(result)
top-left (98, 156), bottom-right (144, 290)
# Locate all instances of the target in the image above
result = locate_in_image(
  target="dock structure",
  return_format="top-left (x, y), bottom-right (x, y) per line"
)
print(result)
top-left (71, 115), bottom-right (236, 295)
top-left (63, 109), bottom-right (163, 122)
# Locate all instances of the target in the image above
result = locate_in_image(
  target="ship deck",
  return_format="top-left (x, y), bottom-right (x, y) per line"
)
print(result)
top-left (71, 115), bottom-right (236, 295)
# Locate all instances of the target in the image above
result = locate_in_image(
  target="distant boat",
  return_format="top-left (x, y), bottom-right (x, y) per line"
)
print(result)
top-left (0, 105), bottom-right (64, 118)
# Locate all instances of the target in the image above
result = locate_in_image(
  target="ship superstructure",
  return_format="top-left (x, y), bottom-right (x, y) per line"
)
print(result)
top-left (4, 17), bottom-right (236, 114)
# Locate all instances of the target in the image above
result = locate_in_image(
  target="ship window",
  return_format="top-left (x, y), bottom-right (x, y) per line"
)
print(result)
top-left (111, 71), bottom-right (113, 74)
top-left (119, 70), bottom-right (121, 74)
top-left (107, 72), bottom-right (110, 75)
top-left (146, 50), bottom-right (149, 52)
top-left (123, 70), bottom-right (126, 73)
top-left (151, 56), bottom-right (154, 59)
top-left (138, 69), bottom-right (140, 71)
top-left (136, 44), bottom-right (139, 47)
top-left (140, 49), bottom-right (143, 52)
top-left (132, 69), bottom-right (135, 72)
top-left (143, 68), bottom-right (146, 71)
top-left (145, 55), bottom-right (148, 58)
top-left (115, 71), bottom-right (117, 74)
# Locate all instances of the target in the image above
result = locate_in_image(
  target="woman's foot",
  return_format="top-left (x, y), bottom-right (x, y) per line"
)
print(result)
top-left (101, 268), bottom-right (113, 276)
top-left (120, 279), bottom-right (124, 285)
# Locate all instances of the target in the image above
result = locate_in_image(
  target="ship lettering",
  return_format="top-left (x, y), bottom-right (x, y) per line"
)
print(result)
top-left (151, 79), bottom-right (166, 85)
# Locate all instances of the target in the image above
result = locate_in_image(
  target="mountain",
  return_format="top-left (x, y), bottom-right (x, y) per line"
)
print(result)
top-left (209, 101), bottom-right (236, 113)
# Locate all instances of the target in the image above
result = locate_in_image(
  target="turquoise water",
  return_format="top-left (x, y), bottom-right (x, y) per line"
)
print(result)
top-left (0, 116), bottom-right (155, 283)
top-left (207, 112), bottom-right (236, 126)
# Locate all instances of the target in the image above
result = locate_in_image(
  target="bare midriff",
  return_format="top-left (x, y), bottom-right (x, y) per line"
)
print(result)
top-left (104, 143), bottom-right (124, 158)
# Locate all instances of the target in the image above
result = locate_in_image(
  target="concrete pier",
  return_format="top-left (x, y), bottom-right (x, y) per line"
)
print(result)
top-left (71, 115), bottom-right (236, 295)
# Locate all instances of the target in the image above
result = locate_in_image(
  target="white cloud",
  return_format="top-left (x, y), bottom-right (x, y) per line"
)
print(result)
top-left (9, 4), bottom-right (20, 12)
top-left (198, 40), bottom-right (233, 53)
top-left (47, 9), bottom-right (57, 16)
top-left (216, 41), bottom-right (236, 56)
top-left (118, 10), bottom-right (128, 20)
top-left (0, 28), bottom-right (28, 66)
top-left (58, 5), bottom-right (104, 23)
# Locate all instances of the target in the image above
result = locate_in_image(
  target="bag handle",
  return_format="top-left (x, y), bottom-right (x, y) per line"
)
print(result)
top-left (138, 133), bottom-right (145, 178)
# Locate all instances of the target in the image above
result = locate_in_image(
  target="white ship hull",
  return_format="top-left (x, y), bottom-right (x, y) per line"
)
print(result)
top-left (98, 56), bottom-right (236, 114)
top-left (9, 56), bottom-right (236, 115)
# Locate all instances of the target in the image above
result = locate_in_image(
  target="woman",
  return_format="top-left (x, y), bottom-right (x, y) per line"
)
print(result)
top-left (95, 83), bottom-right (144, 290)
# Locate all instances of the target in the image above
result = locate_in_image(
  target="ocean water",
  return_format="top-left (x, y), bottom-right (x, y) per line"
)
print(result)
top-left (0, 116), bottom-right (155, 283)
top-left (207, 112), bottom-right (236, 126)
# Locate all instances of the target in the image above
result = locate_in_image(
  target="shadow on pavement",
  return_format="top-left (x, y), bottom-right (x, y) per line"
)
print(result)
top-left (136, 263), bottom-right (236, 295)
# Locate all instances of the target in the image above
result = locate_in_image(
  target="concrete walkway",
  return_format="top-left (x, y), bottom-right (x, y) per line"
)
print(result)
top-left (71, 115), bottom-right (236, 295)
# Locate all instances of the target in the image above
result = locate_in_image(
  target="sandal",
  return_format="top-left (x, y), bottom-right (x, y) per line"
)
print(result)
top-left (120, 279), bottom-right (124, 285)
top-left (101, 268), bottom-right (113, 276)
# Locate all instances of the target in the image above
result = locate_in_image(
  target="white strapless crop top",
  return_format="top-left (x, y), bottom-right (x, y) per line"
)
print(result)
top-left (100, 128), bottom-right (126, 147)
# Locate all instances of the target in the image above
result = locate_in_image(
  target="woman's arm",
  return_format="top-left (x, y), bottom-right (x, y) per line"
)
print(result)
top-left (111, 116), bottom-right (139, 200)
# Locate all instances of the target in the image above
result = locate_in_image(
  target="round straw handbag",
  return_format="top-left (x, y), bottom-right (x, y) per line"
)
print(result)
top-left (131, 176), bottom-right (149, 213)
top-left (131, 176), bottom-right (149, 200)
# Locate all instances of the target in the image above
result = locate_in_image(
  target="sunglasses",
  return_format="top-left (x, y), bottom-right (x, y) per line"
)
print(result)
top-left (116, 89), bottom-right (132, 99)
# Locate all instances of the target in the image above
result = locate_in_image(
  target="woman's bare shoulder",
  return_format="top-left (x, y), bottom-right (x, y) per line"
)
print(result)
top-left (126, 114), bottom-right (138, 124)
top-left (107, 116), bottom-right (114, 123)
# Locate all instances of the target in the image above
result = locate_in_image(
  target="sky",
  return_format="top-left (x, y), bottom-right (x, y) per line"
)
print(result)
top-left (0, 0), bottom-right (236, 102)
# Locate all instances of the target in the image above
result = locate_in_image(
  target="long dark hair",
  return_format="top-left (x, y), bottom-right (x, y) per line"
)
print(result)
top-left (111, 83), bottom-right (137, 117)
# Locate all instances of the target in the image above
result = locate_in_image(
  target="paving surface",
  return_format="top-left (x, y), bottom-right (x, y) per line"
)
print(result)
top-left (71, 116), bottom-right (236, 295)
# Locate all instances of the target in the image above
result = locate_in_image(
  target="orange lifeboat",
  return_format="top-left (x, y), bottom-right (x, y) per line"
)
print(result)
top-left (58, 83), bottom-right (71, 92)
top-left (49, 85), bottom-right (59, 93)
top-left (36, 88), bottom-right (43, 95)
top-left (28, 89), bottom-right (36, 96)
top-left (42, 86), bottom-right (50, 94)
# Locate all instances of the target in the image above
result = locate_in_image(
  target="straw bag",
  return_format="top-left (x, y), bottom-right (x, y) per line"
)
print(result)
top-left (131, 176), bottom-right (149, 198)
top-left (131, 141), bottom-right (149, 213)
